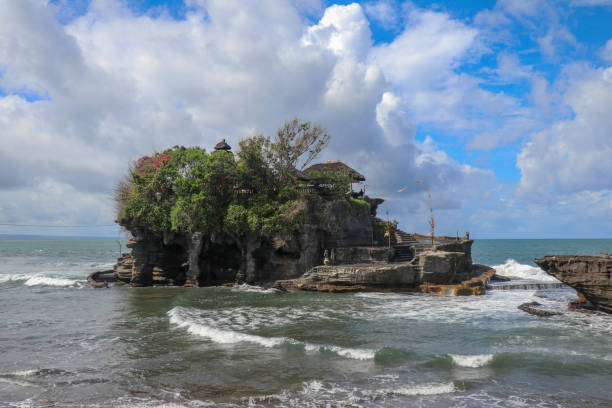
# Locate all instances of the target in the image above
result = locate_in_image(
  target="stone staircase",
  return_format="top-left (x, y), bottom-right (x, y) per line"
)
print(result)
top-left (392, 245), bottom-right (414, 263)
top-left (392, 229), bottom-right (417, 263)
top-left (392, 230), bottom-right (417, 246)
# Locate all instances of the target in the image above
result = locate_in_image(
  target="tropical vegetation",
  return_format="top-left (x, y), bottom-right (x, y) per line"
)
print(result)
top-left (114, 119), bottom-right (357, 236)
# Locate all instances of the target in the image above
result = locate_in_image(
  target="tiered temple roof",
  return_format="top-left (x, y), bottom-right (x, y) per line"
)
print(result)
top-left (302, 161), bottom-right (365, 182)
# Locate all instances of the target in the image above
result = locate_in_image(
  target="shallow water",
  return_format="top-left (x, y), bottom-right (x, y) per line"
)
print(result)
top-left (1, 239), bottom-right (611, 407)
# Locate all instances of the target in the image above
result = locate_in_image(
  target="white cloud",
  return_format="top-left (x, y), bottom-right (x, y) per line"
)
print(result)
top-left (600, 38), bottom-right (612, 63)
top-left (364, 0), bottom-right (400, 30)
top-left (375, 92), bottom-right (414, 146)
top-left (0, 0), bottom-right (494, 236)
top-left (302, 3), bottom-right (372, 60)
top-left (6, 0), bottom-right (608, 238)
top-left (517, 64), bottom-right (612, 195)
top-left (371, 10), bottom-right (477, 89)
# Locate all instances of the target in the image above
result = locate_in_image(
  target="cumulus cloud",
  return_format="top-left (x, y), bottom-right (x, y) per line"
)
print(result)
top-left (3, 0), bottom-right (608, 238)
top-left (364, 0), bottom-right (401, 30)
top-left (0, 0), bottom-right (495, 236)
top-left (517, 64), bottom-right (612, 195)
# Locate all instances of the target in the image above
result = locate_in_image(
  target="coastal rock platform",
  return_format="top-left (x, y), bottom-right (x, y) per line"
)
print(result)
top-left (535, 255), bottom-right (612, 314)
top-left (273, 253), bottom-right (495, 296)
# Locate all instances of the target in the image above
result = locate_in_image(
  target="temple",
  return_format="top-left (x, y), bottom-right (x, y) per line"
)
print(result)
top-left (106, 138), bottom-right (493, 295)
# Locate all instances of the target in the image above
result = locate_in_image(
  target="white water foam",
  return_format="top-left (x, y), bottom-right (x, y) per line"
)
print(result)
top-left (449, 354), bottom-right (494, 368)
top-left (168, 306), bottom-right (376, 360)
top-left (230, 283), bottom-right (279, 294)
top-left (303, 343), bottom-right (376, 360)
top-left (301, 380), bottom-right (324, 394)
top-left (493, 259), bottom-right (559, 282)
top-left (0, 274), bottom-right (82, 287)
top-left (386, 382), bottom-right (456, 396)
top-left (168, 307), bottom-right (285, 348)
top-left (9, 369), bottom-right (38, 377)
top-left (24, 276), bottom-right (81, 286)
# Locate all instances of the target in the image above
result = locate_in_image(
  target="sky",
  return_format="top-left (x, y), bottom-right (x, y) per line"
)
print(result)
top-left (1, 0), bottom-right (612, 238)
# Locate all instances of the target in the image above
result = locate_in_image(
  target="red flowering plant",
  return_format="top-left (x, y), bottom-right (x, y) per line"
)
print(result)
top-left (134, 152), bottom-right (172, 178)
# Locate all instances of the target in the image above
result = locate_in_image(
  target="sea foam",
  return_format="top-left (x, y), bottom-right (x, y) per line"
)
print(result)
top-left (168, 307), bottom-right (285, 348)
top-left (384, 382), bottom-right (456, 396)
top-left (230, 283), bottom-right (280, 294)
top-left (168, 306), bottom-right (377, 360)
top-left (449, 354), bottom-right (494, 368)
top-left (24, 276), bottom-right (80, 286)
top-left (492, 259), bottom-right (559, 282)
top-left (0, 274), bottom-right (82, 287)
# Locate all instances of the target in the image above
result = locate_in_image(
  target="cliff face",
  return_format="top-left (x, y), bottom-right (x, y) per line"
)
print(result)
top-left (535, 255), bottom-right (612, 313)
top-left (116, 196), bottom-right (374, 286)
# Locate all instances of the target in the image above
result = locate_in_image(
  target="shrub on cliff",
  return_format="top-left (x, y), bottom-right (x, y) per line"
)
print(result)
top-left (115, 119), bottom-right (349, 236)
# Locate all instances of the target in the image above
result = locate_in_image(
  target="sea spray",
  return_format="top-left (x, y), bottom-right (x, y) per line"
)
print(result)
top-left (449, 354), bottom-right (494, 368)
top-left (492, 259), bottom-right (559, 282)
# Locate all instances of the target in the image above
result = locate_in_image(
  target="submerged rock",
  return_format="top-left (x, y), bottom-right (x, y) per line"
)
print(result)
top-left (518, 301), bottom-right (562, 317)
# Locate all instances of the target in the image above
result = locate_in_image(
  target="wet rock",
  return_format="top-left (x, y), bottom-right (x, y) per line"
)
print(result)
top-left (87, 270), bottom-right (115, 288)
top-left (274, 263), bottom-right (419, 292)
top-left (419, 250), bottom-right (471, 284)
top-left (535, 255), bottom-right (612, 314)
top-left (419, 265), bottom-right (495, 296)
top-left (518, 301), bottom-right (562, 317)
top-left (274, 249), bottom-right (485, 295)
top-left (113, 253), bottom-right (134, 283)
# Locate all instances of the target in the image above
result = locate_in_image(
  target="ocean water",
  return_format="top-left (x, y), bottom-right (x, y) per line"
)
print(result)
top-left (1, 239), bottom-right (611, 407)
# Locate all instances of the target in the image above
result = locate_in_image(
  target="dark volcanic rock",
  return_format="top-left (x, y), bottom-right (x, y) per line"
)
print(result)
top-left (518, 301), bottom-right (562, 317)
top-left (535, 255), bottom-right (612, 314)
top-left (116, 196), bottom-right (377, 287)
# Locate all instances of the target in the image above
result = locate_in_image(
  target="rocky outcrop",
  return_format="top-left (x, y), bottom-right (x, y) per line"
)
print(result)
top-left (114, 190), bottom-right (482, 292)
top-left (87, 270), bottom-right (116, 288)
top-left (535, 255), bottom-right (612, 314)
top-left (274, 243), bottom-right (480, 294)
top-left (115, 196), bottom-right (376, 286)
top-left (274, 262), bottom-right (419, 292)
top-left (518, 302), bottom-right (562, 317)
top-left (420, 264), bottom-right (495, 296)
top-left (113, 253), bottom-right (134, 282)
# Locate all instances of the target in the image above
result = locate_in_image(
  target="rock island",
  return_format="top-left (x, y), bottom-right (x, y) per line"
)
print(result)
top-left (109, 120), bottom-right (494, 294)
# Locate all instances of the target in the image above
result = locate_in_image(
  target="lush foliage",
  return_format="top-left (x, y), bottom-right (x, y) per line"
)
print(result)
top-left (349, 198), bottom-right (370, 216)
top-left (115, 120), bottom-right (347, 236)
top-left (372, 218), bottom-right (388, 246)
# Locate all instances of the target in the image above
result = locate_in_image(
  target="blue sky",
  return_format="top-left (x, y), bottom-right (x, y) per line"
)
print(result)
top-left (2, 0), bottom-right (612, 238)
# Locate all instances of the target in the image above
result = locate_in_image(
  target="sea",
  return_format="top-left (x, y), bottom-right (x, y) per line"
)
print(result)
top-left (1, 238), bottom-right (611, 408)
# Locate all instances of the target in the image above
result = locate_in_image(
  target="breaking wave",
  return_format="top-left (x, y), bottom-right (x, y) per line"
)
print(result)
top-left (168, 306), bottom-right (376, 360)
top-left (230, 283), bottom-right (280, 294)
top-left (168, 307), bottom-right (285, 348)
top-left (492, 259), bottom-right (559, 282)
top-left (449, 354), bottom-right (494, 368)
top-left (0, 274), bottom-right (84, 287)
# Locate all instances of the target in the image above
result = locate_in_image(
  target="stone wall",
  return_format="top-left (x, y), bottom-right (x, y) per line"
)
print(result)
top-left (332, 247), bottom-right (394, 265)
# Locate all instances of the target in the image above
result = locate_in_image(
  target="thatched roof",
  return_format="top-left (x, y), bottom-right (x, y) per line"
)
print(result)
top-left (303, 161), bottom-right (365, 182)
top-left (214, 139), bottom-right (231, 151)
